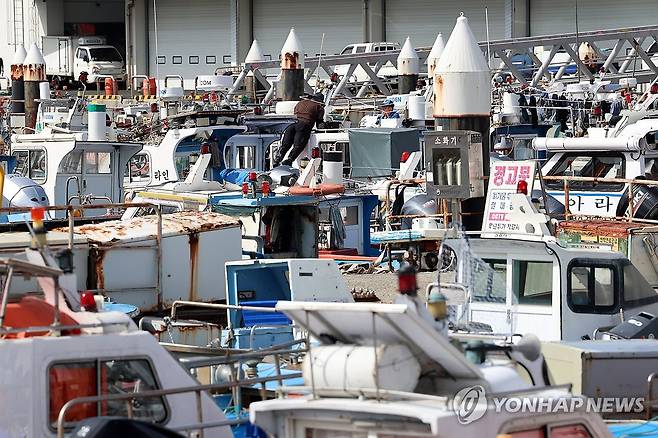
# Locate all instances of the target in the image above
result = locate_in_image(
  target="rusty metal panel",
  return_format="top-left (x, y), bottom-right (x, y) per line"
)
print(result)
top-left (87, 216), bottom-right (243, 312)
top-left (70, 211), bottom-right (240, 244)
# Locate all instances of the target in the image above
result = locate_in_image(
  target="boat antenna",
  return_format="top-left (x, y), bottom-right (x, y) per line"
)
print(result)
top-left (485, 8), bottom-right (491, 69)
top-left (575, 0), bottom-right (580, 82)
top-left (153, 0), bottom-right (160, 93)
top-left (314, 33), bottom-right (326, 93)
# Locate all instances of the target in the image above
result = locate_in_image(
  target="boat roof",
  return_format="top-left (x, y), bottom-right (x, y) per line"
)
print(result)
top-left (66, 211), bottom-right (239, 244)
top-left (275, 301), bottom-right (482, 381)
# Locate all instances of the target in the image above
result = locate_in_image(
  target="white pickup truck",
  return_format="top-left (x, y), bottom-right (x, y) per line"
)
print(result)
top-left (42, 36), bottom-right (126, 86)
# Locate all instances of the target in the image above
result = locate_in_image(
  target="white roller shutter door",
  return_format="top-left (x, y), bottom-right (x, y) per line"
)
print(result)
top-left (385, 0), bottom-right (506, 47)
top-left (530, 0), bottom-right (658, 36)
top-left (149, 0), bottom-right (231, 87)
top-left (252, 0), bottom-right (364, 63)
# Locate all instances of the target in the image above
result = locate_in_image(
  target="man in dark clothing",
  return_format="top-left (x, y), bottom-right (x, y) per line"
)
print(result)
top-left (273, 93), bottom-right (325, 167)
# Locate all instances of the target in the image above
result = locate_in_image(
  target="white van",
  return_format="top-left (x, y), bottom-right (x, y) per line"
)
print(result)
top-left (333, 42), bottom-right (400, 83)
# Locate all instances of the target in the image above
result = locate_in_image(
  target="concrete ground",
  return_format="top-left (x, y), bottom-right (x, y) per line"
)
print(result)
top-left (343, 271), bottom-right (439, 303)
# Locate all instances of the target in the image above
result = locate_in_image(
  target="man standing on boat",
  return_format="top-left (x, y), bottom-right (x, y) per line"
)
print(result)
top-left (273, 93), bottom-right (325, 167)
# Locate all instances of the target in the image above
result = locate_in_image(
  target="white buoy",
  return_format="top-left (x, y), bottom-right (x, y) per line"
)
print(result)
top-left (245, 40), bottom-right (267, 101)
top-left (11, 45), bottom-right (27, 116)
top-left (434, 14), bottom-right (490, 118)
top-left (434, 13), bottom-right (491, 182)
top-left (245, 39), bottom-right (266, 64)
top-left (397, 37), bottom-right (419, 94)
top-left (279, 28), bottom-right (305, 101)
top-left (87, 103), bottom-right (107, 141)
top-left (23, 43), bottom-right (46, 130)
top-left (427, 33), bottom-right (445, 78)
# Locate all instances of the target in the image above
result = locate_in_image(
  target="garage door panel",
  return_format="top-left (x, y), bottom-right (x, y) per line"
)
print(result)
top-left (149, 0), bottom-right (231, 86)
top-left (530, 0), bottom-right (658, 36)
top-left (253, 0), bottom-right (363, 63)
top-left (385, 0), bottom-right (506, 46)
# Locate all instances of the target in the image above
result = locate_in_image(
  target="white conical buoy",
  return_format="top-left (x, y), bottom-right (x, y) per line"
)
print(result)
top-left (280, 27), bottom-right (305, 69)
top-left (278, 28), bottom-right (305, 101)
top-left (11, 45), bottom-right (27, 67)
top-left (245, 39), bottom-right (265, 63)
top-left (434, 13), bottom-right (490, 117)
top-left (397, 37), bottom-right (419, 94)
top-left (427, 33), bottom-right (445, 78)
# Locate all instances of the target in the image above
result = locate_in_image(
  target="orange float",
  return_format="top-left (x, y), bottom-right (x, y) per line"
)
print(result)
top-left (288, 184), bottom-right (345, 196)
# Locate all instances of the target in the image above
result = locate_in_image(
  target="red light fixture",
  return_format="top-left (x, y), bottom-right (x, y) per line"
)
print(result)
top-left (516, 179), bottom-right (528, 195)
top-left (401, 151), bottom-right (411, 163)
top-left (261, 181), bottom-right (270, 196)
top-left (31, 206), bottom-right (45, 223)
top-left (80, 291), bottom-right (98, 312)
top-left (200, 143), bottom-right (211, 154)
top-left (397, 263), bottom-right (418, 295)
top-left (242, 182), bottom-right (249, 196)
top-left (311, 147), bottom-right (321, 159)
top-left (249, 171), bottom-right (257, 181)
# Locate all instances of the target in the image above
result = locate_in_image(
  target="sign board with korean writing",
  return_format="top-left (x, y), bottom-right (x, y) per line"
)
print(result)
top-left (481, 160), bottom-right (537, 238)
top-left (424, 130), bottom-right (484, 199)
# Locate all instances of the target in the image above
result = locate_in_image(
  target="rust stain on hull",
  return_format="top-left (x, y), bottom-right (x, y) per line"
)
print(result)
top-left (188, 232), bottom-right (199, 301)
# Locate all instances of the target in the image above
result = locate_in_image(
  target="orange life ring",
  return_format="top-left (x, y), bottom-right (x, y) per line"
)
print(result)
top-left (288, 184), bottom-right (345, 196)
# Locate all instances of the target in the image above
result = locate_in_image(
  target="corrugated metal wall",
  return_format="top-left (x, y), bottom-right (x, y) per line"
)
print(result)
top-left (530, 0), bottom-right (658, 36)
top-left (148, 0), bottom-right (231, 82)
top-left (252, 0), bottom-right (364, 62)
top-left (385, 0), bottom-right (507, 46)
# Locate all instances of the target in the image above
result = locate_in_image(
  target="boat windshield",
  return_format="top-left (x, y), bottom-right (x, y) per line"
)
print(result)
top-left (89, 47), bottom-right (123, 63)
top-left (622, 261), bottom-right (658, 308)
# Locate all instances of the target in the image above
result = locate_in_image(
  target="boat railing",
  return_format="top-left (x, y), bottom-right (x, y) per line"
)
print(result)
top-left (55, 369), bottom-right (304, 438)
top-left (0, 202), bottom-right (166, 309)
top-left (541, 174), bottom-right (658, 224)
top-left (55, 337), bottom-right (308, 437)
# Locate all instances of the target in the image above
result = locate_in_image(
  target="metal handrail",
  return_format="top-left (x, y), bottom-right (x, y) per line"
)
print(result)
top-left (0, 202), bottom-right (164, 310)
top-left (55, 372), bottom-right (303, 438)
top-left (647, 372), bottom-right (658, 419)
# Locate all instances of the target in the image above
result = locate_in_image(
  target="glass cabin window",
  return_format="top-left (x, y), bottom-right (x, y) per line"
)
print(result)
top-left (49, 358), bottom-right (167, 427)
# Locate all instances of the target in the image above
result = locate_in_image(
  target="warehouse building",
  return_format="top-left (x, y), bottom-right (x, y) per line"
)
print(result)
top-left (1, 0), bottom-right (657, 87)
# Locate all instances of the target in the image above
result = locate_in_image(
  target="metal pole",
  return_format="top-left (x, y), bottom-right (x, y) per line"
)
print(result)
top-left (305, 310), bottom-right (317, 399)
top-left (372, 311), bottom-right (380, 401)
top-left (0, 267), bottom-right (14, 327)
top-left (156, 205), bottom-right (162, 310)
top-left (68, 206), bottom-right (74, 250)
top-left (195, 390), bottom-right (204, 438)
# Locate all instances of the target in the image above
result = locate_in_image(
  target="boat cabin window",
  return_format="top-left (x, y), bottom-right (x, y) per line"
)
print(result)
top-left (84, 152), bottom-right (112, 174)
top-left (513, 260), bottom-right (552, 306)
top-left (505, 423), bottom-right (594, 437)
top-left (228, 145), bottom-right (256, 169)
top-left (58, 150), bottom-right (82, 173)
top-left (125, 152), bottom-right (151, 183)
top-left (13, 149), bottom-right (46, 183)
top-left (622, 262), bottom-right (658, 308)
top-left (472, 258), bottom-right (507, 303)
top-left (546, 152), bottom-right (624, 191)
top-left (48, 358), bottom-right (167, 428)
top-left (567, 260), bottom-right (618, 313)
